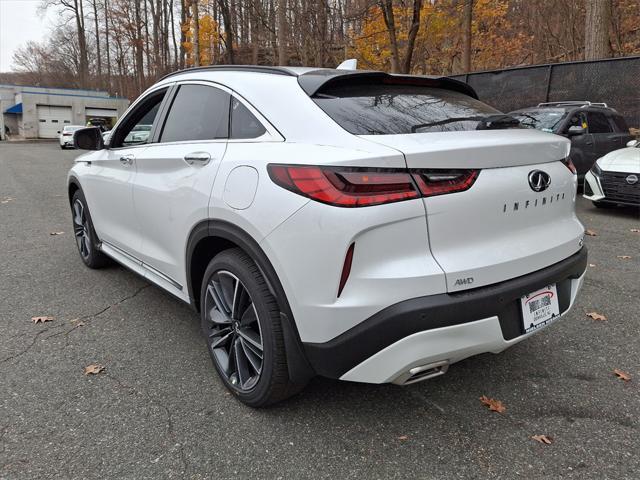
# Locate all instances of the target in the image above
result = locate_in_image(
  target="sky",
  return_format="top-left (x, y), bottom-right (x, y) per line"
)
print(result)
top-left (0, 0), bottom-right (51, 72)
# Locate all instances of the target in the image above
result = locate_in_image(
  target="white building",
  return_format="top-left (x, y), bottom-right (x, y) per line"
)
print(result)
top-left (0, 84), bottom-right (130, 140)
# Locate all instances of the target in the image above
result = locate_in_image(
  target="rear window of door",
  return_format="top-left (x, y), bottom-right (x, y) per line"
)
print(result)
top-left (160, 84), bottom-right (230, 142)
top-left (587, 112), bottom-right (613, 133)
top-left (312, 84), bottom-right (504, 135)
top-left (611, 115), bottom-right (629, 133)
top-left (230, 97), bottom-right (266, 139)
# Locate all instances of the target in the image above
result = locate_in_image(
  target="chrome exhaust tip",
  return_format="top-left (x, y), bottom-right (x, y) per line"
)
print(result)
top-left (393, 360), bottom-right (449, 385)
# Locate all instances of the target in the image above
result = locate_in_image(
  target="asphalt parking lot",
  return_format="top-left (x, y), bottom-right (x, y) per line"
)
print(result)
top-left (1, 141), bottom-right (638, 479)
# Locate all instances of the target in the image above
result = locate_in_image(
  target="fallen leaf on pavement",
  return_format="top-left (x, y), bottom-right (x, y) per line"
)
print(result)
top-left (585, 229), bottom-right (598, 236)
top-left (70, 318), bottom-right (85, 327)
top-left (616, 255), bottom-right (632, 260)
top-left (586, 312), bottom-right (607, 321)
top-left (83, 364), bottom-right (105, 375)
top-left (49, 231), bottom-right (64, 236)
top-left (588, 263), bottom-right (596, 267)
top-left (397, 435), bottom-right (408, 441)
top-left (630, 228), bottom-right (640, 233)
top-left (480, 396), bottom-right (505, 413)
top-left (614, 369), bottom-right (631, 382)
top-left (31, 316), bottom-right (54, 324)
top-left (532, 434), bottom-right (553, 445)
top-left (1, 196), bottom-right (13, 204)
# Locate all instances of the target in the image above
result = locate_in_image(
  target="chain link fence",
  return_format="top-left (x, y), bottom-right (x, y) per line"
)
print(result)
top-left (452, 56), bottom-right (640, 131)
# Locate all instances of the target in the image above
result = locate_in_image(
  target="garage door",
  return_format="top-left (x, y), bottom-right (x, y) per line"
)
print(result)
top-left (37, 105), bottom-right (72, 138)
top-left (85, 108), bottom-right (118, 118)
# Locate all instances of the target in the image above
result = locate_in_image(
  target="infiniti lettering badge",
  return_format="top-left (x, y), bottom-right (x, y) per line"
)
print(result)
top-left (528, 170), bottom-right (551, 192)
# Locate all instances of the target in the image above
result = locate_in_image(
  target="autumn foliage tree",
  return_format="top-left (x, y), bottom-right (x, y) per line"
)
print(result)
top-left (5, 0), bottom-right (639, 98)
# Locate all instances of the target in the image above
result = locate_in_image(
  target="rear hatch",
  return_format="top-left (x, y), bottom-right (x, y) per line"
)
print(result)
top-left (312, 75), bottom-right (585, 292)
top-left (363, 130), bottom-right (584, 291)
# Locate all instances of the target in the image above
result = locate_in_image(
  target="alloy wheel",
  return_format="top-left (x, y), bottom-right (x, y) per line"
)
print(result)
top-left (73, 199), bottom-right (91, 259)
top-left (204, 270), bottom-right (264, 391)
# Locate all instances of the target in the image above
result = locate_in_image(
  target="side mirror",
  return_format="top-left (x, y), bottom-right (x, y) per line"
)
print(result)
top-left (567, 126), bottom-right (586, 136)
top-left (626, 139), bottom-right (639, 148)
top-left (74, 127), bottom-right (104, 150)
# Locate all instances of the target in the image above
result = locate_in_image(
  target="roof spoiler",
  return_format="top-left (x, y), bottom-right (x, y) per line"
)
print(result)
top-left (297, 70), bottom-right (478, 99)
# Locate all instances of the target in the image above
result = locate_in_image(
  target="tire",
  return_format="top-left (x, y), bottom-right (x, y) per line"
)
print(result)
top-left (592, 201), bottom-right (615, 209)
top-left (70, 189), bottom-right (111, 268)
top-left (200, 248), bottom-right (304, 407)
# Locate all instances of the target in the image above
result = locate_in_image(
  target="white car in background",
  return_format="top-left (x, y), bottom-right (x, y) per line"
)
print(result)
top-left (59, 125), bottom-right (85, 149)
top-left (68, 65), bottom-right (587, 407)
top-left (584, 139), bottom-right (640, 208)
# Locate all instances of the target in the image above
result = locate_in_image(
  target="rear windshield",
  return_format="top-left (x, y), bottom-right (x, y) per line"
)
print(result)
top-left (510, 109), bottom-right (568, 133)
top-left (312, 84), bottom-right (507, 135)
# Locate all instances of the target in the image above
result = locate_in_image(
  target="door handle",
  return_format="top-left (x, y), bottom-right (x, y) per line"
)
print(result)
top-left (120, 154), bottom-right (134, 165)
top-left (184, 151), bottom-right (211, 165)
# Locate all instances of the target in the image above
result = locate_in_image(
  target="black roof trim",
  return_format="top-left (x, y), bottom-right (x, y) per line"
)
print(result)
top-left (297, 70), bottom-right (478, 99)
top-left (159, 65), bottom-right (296, 82)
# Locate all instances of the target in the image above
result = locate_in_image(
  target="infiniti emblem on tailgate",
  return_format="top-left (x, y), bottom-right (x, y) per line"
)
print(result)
top-left (528, 170), bottom-right (551, 192)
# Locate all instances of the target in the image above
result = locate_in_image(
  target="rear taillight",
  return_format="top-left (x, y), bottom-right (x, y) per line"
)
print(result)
top-left (562, 157), bottom-right (577, 175)
top-left (411, 170), bottom-right (479, 197)
top-left (267, 165), bottom-right (420, 207)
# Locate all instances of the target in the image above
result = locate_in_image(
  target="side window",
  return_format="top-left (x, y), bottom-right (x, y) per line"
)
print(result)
top-left (587, 112), bottom-right (613, 134)
top-left (611, 115), bottom-right (629, 133)
top-left (160, 84), bottom-right (230, 143)
top-left (112, 88), bottom-right (167, 148)
top-left (566, 112), bottom-right (587, 131)
top-left (230, 97), bottom-right (266, 139)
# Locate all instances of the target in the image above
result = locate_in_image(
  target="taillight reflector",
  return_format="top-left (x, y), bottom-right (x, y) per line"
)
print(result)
top-left (337, 243), bottom-right (355, 297)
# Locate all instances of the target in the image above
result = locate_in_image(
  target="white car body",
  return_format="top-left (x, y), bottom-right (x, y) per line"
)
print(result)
top-left (59, 125), bottom-right (85, 148)
top-left (68, 66), bottom-right (587, 391)
top-left (583, 140), bottom-right (640, 207)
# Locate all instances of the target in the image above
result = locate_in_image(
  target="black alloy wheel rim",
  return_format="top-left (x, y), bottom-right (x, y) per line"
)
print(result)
top-left (204, 270), bottom-right (264, 391)
top-left (73, 199), bottom-right (91, 259)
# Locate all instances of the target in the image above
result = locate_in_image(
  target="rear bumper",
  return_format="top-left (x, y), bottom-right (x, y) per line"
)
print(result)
top-left (303, 247), bottom-right (588, 382)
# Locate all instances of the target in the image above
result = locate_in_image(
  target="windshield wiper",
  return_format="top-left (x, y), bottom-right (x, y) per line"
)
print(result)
top-left (410, 114), bottom-right (521, 133)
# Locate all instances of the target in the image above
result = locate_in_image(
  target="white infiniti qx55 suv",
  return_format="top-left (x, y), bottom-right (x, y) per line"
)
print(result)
top-left (68, 65), bottom-right (587, 406)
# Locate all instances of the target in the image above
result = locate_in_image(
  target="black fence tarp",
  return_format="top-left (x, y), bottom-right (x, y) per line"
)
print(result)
top-left (452, 56), bottom-right (640, 129)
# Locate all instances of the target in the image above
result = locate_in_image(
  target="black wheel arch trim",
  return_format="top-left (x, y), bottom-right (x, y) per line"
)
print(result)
top-left (186, 219), bottom-right (315, 383)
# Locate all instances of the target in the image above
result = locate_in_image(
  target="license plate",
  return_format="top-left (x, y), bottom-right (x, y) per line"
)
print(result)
top-left (521, 284), bottom-right (560, 333)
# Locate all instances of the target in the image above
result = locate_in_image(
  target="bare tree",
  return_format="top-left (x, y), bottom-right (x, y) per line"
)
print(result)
top-left (585, 0), bottom-right (612, 60)
top-left (461, 0), bottom-right (472, 72)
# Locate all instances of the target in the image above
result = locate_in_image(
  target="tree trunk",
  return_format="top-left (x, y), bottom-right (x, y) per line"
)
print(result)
top-left (378, 0), bottom-right (400, 73)
top-left (170, 0), bottom-right (179, 69)
top-left (179, 0), bottom-right (188, 68)
top-left (73, 0), bottom-right (89, 87)
top-left (104, 0), bottom-right (111, 89)
top-left (192, 0), bottom-right (200, 66)
top-left (462, 0), bottom-right (472, 72)
top-left (584, 0), bottom-right (612, 60)
top-left (92, 0), bottom-right (102, 86)
top-left (218, 0), bottom-right (235, 64)
top-left (401, 0), bottom-right (422, 74)
top-left (277, 0), bottom-right (287, 65)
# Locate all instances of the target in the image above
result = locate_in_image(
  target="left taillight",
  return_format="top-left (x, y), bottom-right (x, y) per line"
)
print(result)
top-left (267, 165), bottom-right (420, 207)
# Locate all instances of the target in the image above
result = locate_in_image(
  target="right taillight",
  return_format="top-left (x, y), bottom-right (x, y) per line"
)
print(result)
top-left (411, 169), bottom-right (479, 197)
top-left (268, 164), bottom-right (480, 207)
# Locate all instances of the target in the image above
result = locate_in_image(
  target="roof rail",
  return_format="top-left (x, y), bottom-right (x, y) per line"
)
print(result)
top-left (537, 101), bottom-right (609, 108)
top-left (158, 65), bottom-right (296, 82)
